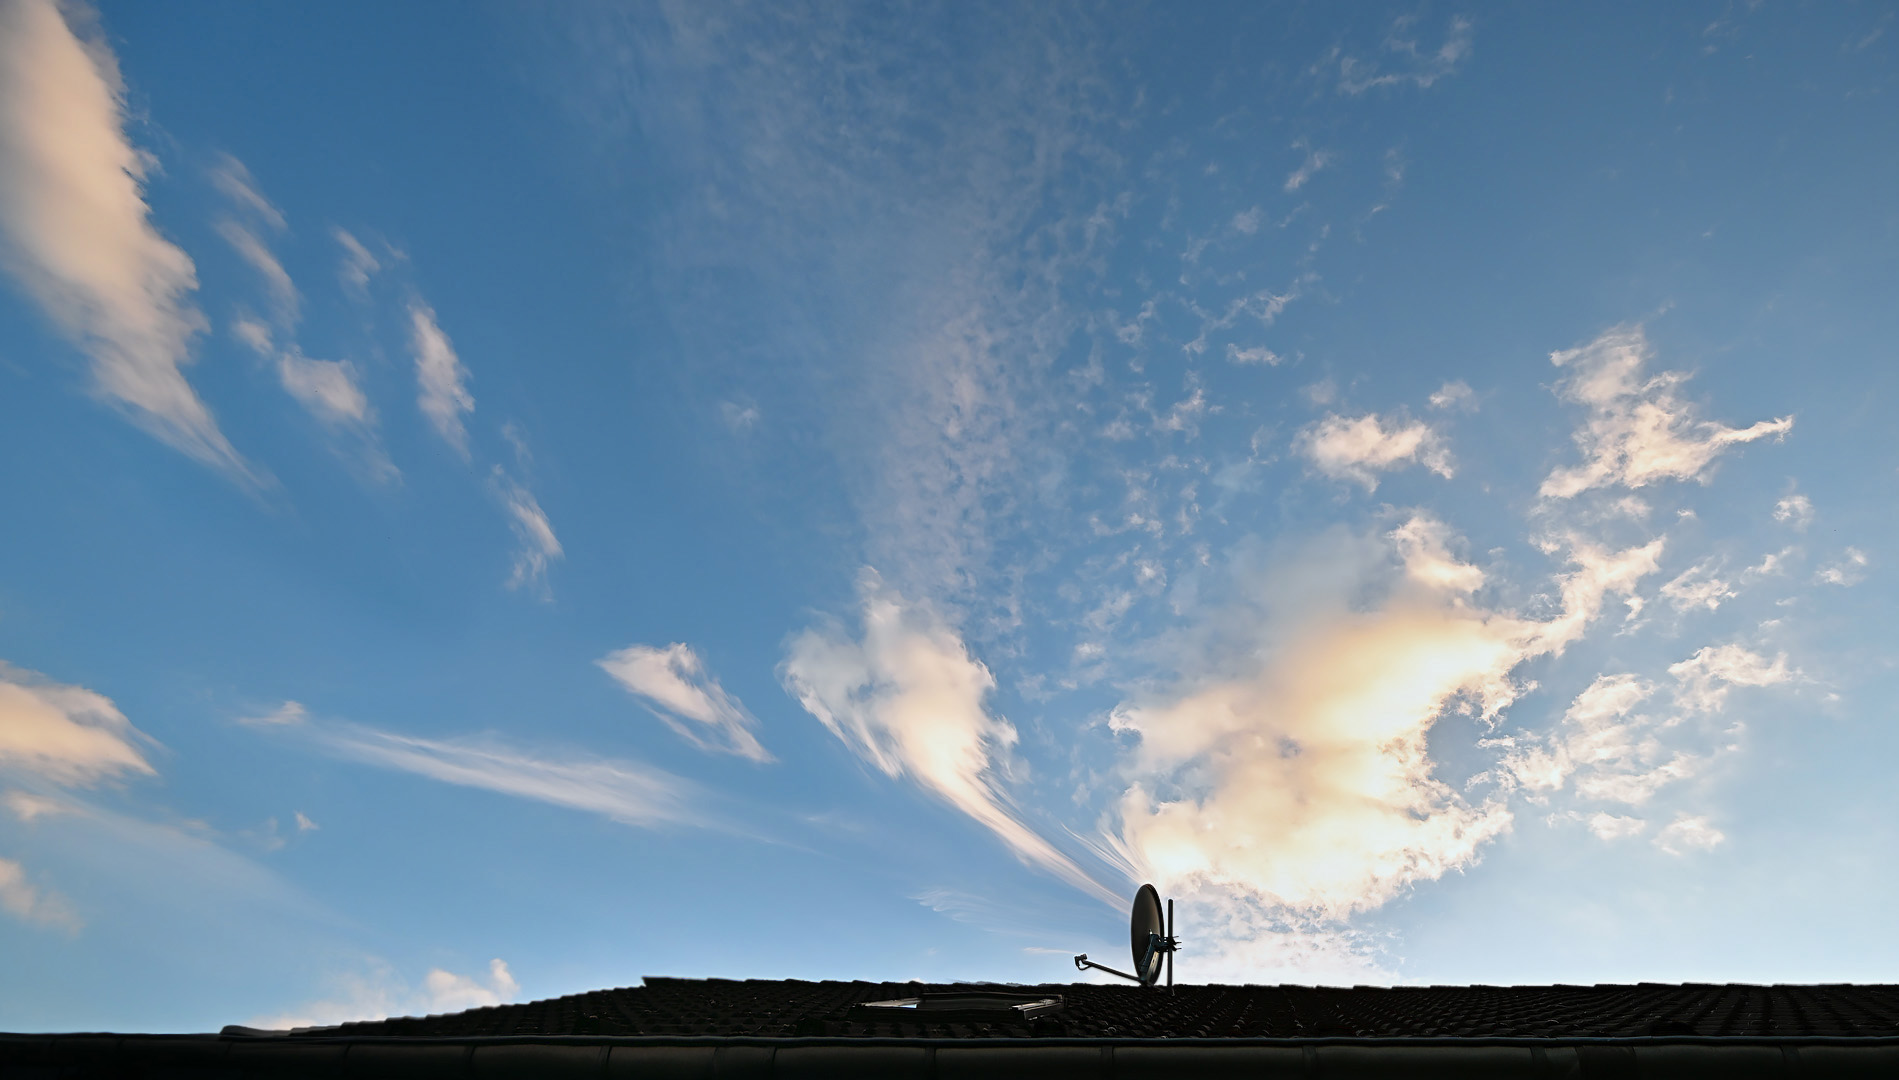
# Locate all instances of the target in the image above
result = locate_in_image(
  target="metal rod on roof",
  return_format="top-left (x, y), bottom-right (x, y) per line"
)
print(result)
top-left (1167, 899), bottom-right (1174, 995)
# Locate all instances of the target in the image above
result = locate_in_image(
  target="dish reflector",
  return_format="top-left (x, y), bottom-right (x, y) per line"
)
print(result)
top-left (1073, 884), bottom-right (1179, 990)
top-left (1131, 884), bottom-right (1165, 986)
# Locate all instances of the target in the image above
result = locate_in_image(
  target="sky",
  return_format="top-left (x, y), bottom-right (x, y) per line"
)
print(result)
top-left (1, 0), bottom-right (1896, 1034)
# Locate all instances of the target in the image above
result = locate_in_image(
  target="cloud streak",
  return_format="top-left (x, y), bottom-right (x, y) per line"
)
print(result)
top-left (494, 468), bottom-right (562, 596)
top-left (410, 302), bottom-right (474, 457)
top-left (598, 643), bottom-right (772, 762)
top-left (783, 572), bottom-right (1118, 904)
top-left (0, 0), bottom-right (253, 479)
top-left (325, 724), bottom-right (704, 830)
top-left (251, 703), bottom-right (708, 831)
top-left (1337, 15), bottom-right (1474, 95)
top-left (213, 155), bottom-right (387, 475)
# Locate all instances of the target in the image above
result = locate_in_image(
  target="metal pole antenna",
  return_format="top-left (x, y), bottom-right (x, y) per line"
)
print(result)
top-left (1166, 899), bottom-right (1174, 995)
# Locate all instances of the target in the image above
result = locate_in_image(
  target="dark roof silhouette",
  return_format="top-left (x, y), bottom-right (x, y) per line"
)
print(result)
top-left (307, 977), bottom-right (1899, 1039)
top-left (8, 979), bottom-right (1899, 1077)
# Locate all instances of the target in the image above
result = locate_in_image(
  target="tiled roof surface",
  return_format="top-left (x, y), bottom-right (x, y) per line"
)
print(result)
top-left (307, 979), bottom-right (1899, 1039)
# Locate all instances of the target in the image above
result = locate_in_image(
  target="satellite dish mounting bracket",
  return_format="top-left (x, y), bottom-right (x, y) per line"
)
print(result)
top-left (1072, 884), bottom-right (1179, 993)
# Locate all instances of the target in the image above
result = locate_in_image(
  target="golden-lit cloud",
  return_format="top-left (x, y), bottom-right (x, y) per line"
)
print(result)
top-left (1105, 516), bottom-right (1661, 945)
top-left (0, 662), bottom-right (154, 788)
top-left (0, 0), bottom-right (254, 479)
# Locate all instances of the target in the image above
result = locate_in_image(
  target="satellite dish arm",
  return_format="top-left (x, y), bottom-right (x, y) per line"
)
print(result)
top-left (1073, 954), bottom-right (1143, 983)
top-left (1166, 899), bottom-right (1175, 994)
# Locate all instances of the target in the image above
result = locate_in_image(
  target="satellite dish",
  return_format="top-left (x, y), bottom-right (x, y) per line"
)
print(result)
top-left (1073, 884), bottom-right (1179, 991)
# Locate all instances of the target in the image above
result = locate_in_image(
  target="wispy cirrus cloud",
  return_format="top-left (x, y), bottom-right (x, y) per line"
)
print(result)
top-left (492, 467), bottom-right (562, 597)
top-left (0, 0), bottom-right (255, 481)
top-left (1283, 140), bottom-right (1334, 192)
top-left (410, 302), bottom-right (474, 457)
top-left (1540, 325), bottom-right (1792, 498)
top-left (251, 702), bottom-right (707, 831)
top-left (332, 227), bottom-right (381, 298)
top-left (212, 154), bottom-right (390, 477)
top-left (598, 643), bottom-right (771, 762)
top-left (783, 572), bottom-right (1118, 905)
top-left (1336, 15), bottom-right (1474, 95)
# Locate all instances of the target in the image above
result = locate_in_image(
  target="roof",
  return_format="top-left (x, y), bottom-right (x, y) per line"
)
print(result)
top-left (295, 978), bottom-right (1899, 1039)
top-left (9, 980), bottom-right (1899, 1077)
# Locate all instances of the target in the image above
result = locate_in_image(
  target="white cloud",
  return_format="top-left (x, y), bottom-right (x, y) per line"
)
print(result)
top-left (720, 400), bottom-right (760, 431)
top-left (332, 227), bottom-right (380, 296)
top-left (1744, 547), bottom-right (1793, 580)
top-left (1183, 278), bottom-right (1308, 356)
top-left (597, 643), bottom-right (772, 762)
top-left (217, 219), bottom-right (297, 324)
top-left (1338, 15), bottom-right (1474, 95)
top-left (1502, 674), bottom-right (1696, 806)
top-left (5, 789), bottom-right (72, 822)
top-left (233, 318), bottom-right (371, 429)
top-left (1283, 142), bottom-right (1334, 192)
top-left (1541, 325), bottom-right (1793, 498)
top-left (238, 700), bottom-right (308, 727)
top-left (1225, 343), bottom-right (1282, 366)
top-left (1107, 517), bottom-right (1661, 926)
top-left (410, 302), bottom-right (474, 456)
top-left (426, 958), bottom-right (519, 1014)
top-left (1296, 412), bottom-right (1452, 490)
top-left (248, 958), bottom-right (517, 1031)
top-left (275, 349), bottom-right (371, 426)
top-left (0, 855), bottom-right (81, 932)
top-left (1815, 547), bottom-right (1868, 586)
top-left (1586, 812), bottom-right (1646, 841)
top-left (313, 721), bottom-right (704, 831)
top-left (782, 572), bottom-right (1117, 903)
top-left (1229, 207), bottom-right (1263, 234)
top-left (494, 469), bottom-right (563, 595)
top-left (0, 0), bottom-right (253, 479)
top-left (1654, 814), bottom-right (1724, 855)
top-left (214, 158), bottom-right (382, 454)
top-left (1669, 644), bottom-right (1791, 713)
top-left (1427, 380), bottom-right (1475, 411)
top-left (1773, 493), bottom-right (1814, 530)
top-left (208, 153), bottom-right (285, 231)
top-left (1659, 560), bottom-right (1735, 612)
top-left (293, 810), bottom-right (318, 832)
top-left (0, 661), bottom-right (154, 787)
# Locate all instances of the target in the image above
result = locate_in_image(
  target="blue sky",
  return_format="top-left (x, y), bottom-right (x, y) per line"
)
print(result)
top-left (1, 0), bottom-right (1896, 1032)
